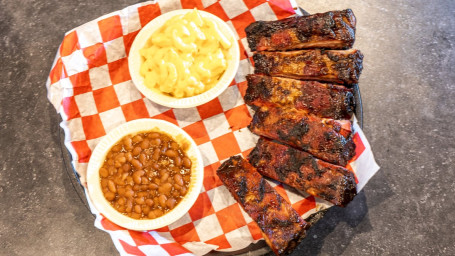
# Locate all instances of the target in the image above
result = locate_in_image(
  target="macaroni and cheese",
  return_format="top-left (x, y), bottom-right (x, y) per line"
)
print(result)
top-left (139, 9), bottom-right (233, 98)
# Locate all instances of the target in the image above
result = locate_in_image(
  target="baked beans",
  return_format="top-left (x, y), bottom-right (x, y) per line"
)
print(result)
top-left (100, 131), bottom-right (192, 219)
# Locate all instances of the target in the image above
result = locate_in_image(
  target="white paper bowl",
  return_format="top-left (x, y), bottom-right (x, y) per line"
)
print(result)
top-left (86, 118), bottom-right (204, 231)
top-left (128, 9), bottom-right (240, 108)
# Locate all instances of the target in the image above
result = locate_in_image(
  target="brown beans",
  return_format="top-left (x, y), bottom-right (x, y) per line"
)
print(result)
top-left (125, 188), bottom-right (134, 198)
top-left (172, 190), bottom-right (180, 198)
top-left (132, 135), bottom-right (143, 143)
top-left (100, 168), bottom-right (108, 178)
top-left (114, 176), bottom-right (125, 186)
top-left (174, 156), bottom-right (182, 167)
top-left (117, 197), bottom-right (126, 206)
top-left (183, 174), bottom-right (191, 183)
top-left (148, 132), bottom-right (160, 139)
top-left (170, 142), bottom-right (179, 150)
top-left (112, 144), bottom-right (122, 152)
top-left (145, 199), bottom-right (154, 207)
top-left (125, 152), bottom-right (133, 162)
top-left (174, 174), bottom-right (184, 187)
top-left (158, 183), bottom-right (172, 196)
top-left (126, 199), bottom-right (133, 213)
top-left (152, 148), bottom-right (160, 161)
top-left (158, 194), bottom-right (167, 208)
top-left (143, 205), bottom-right (151, 215)
top-left (117, 205), bottom-right (126, 213)
top-left (101, 178), bottom-right (108, 187)
top-left (149, 183), bottom-right (158, 190)
top-left (147, 211), bottom-right (156, 219)
top-left (108, 166), bottom-right (116, 175)
top-left (116, 154), bottom-right (126, 164)
top-left (117, 187), bottom-right (126, 196)
top-left (135, 197), bottom-right (145, 205)
top-left (141, 139), bottom-right (150, 149)
top-left (99, 131), bottom-right (192, 220)
top-left (123, 136), bottom-right (133, 150)
top-left (131, 159), bottom-right (142, 170)
top-left (160, 172), bottom-right (169, 184)
top-left (126, 176), bottom-right (134, 186)
top-left (122, 163), bottom-right (131, 172)
top-left (166, 198), bottom-right (176, 209)
top-left (105, 191), bottom-right (115, 201)
top-left (180, 186), bottom-right (187, 195)
top-left (155, 209), bottom-right (163, 217)
top-left (141, 177), bottom-right (149, 184)
top-left (131, 212), bottom-right (141, 219)
top-left (108, 180), bottom-right (117, 193)
top-left (139, 153), bottom-right (147, 165)
top-left (182, 157), bottom-right (192, 169)
top-left (165, 149), bottom-right (177, 158)
top-left (134, 205), bottom-right (142, 214)
top-left (132, 146), bottom-right (141, 156)
top-left (137, 191), bottom-right (148, 198)
top-left (151, 138), bottom-right (161, 146)
top-left (133, 170), bottom-right (144, 184)
top-left (148, 209), bottom-right (163, 218)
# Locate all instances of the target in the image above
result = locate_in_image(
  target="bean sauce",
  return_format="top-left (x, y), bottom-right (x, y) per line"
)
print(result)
top-left (100, 131), bottom-right (192, 219)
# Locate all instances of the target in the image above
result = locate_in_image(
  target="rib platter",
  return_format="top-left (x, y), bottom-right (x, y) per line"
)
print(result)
top-left (248, 106), bottom-right (355, 166)
top-left (245, 9), bottom-right (356, 51)
top-left (244, 74), bottom-right (355, 119)
top-left (253, 49), bottom-right (363, 85)
top-left (248, 138), bottom-right (357, 207)
top-left (216, 156), bottom-right (308, 256)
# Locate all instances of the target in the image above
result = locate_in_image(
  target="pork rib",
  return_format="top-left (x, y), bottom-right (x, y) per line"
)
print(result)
top-left (253, 49), bottom-right (363, 85)
top-left (248, 106), bottom-right (355, 166)
top-left (216, 156), bottom-right (307, 256)
top-left (245, 9), bottom-right (356, 52)
top-left (248, 138), bottom-right (357, 207)
top-left (245, 74), bottom-right (355, 119)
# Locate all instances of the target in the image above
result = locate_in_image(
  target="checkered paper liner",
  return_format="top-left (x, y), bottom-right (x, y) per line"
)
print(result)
top-left (46, 0), bottom-right (380, 255)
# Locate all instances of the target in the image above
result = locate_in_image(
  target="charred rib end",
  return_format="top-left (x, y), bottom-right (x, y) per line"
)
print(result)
top-left (245, 74), bottom-right (272, 105)
top-left (340, 138), bottom-right (356, 166)
top-left (245, 21), bottom-right (268, 52)
top-left (344, 90), bottom-right (356, 117)
top-left (216, 155), bottom-right (242, 176)
top-left (337, 173), bottom-right (358, 207)
top-left (253, 53), bottom-right (271, 74)
top-left (343, 9), bottom-right (357, 28)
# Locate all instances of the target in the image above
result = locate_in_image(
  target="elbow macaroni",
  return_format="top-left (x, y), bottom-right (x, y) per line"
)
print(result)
top-left (139, 9), bottom-right (233, 98)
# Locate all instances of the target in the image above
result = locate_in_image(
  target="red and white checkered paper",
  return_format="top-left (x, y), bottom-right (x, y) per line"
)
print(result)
top-left (46, 0), bottom-right (380, 255)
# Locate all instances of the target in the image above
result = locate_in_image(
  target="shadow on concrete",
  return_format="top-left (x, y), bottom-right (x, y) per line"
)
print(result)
top-left (49, 100), bottom-right (92, 215)
top-left (279, 169), bottom-right (393, 256)
top-left (287, 191), bottom-right (370, 256)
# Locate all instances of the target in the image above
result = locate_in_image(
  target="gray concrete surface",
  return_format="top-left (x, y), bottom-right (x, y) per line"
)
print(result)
top-left (1, 0), bottom-right (454, 255)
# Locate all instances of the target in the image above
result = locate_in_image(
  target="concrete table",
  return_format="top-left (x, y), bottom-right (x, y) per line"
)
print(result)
top-left (1, 0), bottom-right (454, 255)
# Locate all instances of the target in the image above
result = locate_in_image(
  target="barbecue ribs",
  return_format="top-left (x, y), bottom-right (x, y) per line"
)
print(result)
top-left (245, 9), bottom-right (356, 51)
top-left (216, 156), bottom-right (308, 256)
top-left (244, 74), bottom-right (355, 119)
top-left (248, 106), bottom-right (355, 166)
top-left (248, 138), bottom-right (357, 207)
top-left (253, 49), bottom-right (363, 85)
